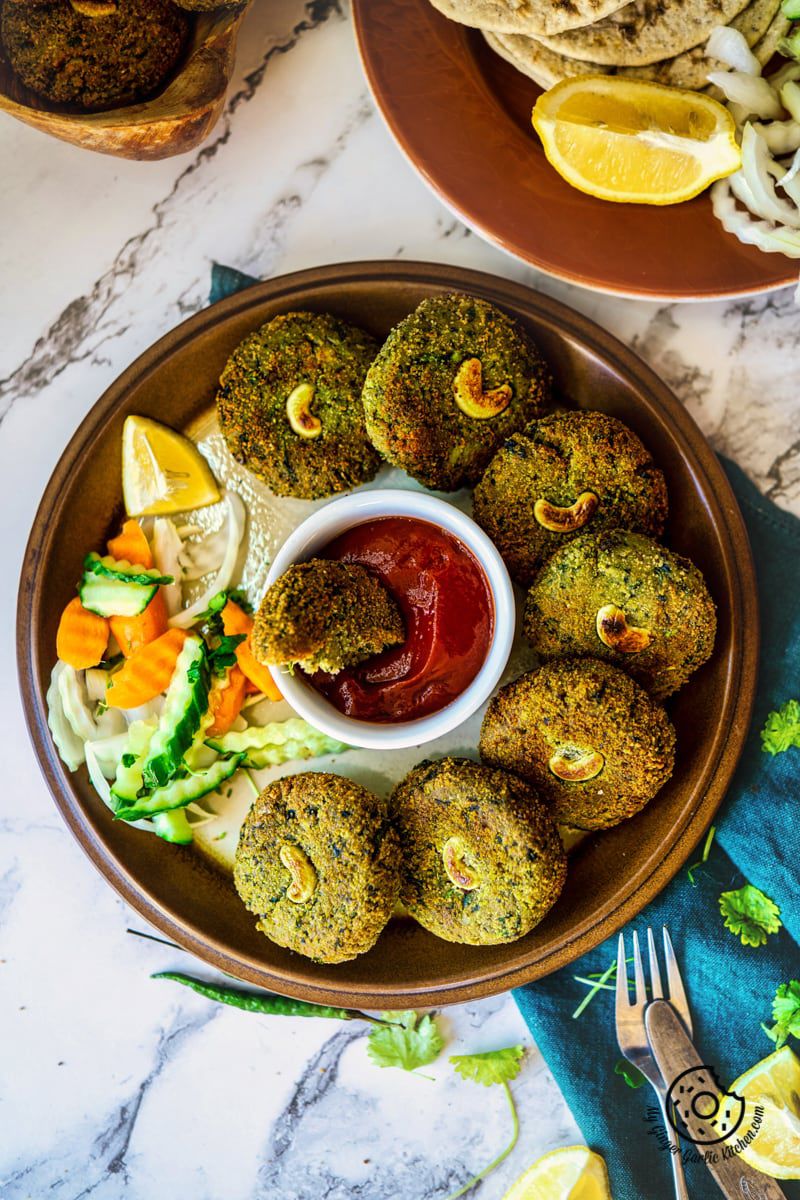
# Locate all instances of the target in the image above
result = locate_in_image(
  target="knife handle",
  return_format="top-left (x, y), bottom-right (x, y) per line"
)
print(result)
top-left (645, 1000), bottom-right (788, 1200)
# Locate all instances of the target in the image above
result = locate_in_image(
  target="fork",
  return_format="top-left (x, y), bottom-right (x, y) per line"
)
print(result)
top-left (619, 928), bottom-right (790, 1200)
top-left (616, 927), bottom-right (691, 1200)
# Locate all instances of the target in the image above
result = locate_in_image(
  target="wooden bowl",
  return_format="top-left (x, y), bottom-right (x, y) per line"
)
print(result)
top-left (0, 3), bottom-right (250, 160)
top-left (17, 262), bottom-right (758, 1008)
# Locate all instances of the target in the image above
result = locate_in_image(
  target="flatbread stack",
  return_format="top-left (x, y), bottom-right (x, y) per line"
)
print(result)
top-left (429, 0), bottom-right (788, 90)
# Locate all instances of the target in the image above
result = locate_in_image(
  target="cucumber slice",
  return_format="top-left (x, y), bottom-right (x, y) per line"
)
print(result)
top-left (142, 636), bottom-right (210, 789)
top-left (80, 575), bottom-right (158, 618)
top-left (115, 754), bottom-right (244, 822)
top-left (152, 810), bottom-right (194, 845)
top-left (206, 717), bottom-right (348, 769)
top-left (79, 553), bottom-right (173, 618)
top-left (111, 719), bottom-right (157, 806)
top-left (83, 553), bottom-right (173, 587)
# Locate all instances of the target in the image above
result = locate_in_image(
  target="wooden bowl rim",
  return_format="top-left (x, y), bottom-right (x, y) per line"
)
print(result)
top-left (16, 260), bottom-right (759, 1006)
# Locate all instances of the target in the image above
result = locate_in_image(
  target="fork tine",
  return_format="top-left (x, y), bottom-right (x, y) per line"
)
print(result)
top-left (615, 932), bottom-right (629, 1016)
top-left (662, 926), bottom-right (693, 1038)
top-left (631, 930), bottom-right (647, 1008)
top-left (647, 927), bottom-right (663, 999)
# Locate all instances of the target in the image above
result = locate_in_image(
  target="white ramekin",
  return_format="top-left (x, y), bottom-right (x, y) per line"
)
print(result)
top-left (264, 489), bottom-right (515, 750)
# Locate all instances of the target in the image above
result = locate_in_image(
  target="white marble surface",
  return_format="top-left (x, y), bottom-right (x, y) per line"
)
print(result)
top-left (2, 2), bottom-right (800, 1197)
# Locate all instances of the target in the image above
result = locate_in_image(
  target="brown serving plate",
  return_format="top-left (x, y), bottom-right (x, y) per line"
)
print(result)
top-left (0, 3), bottom-right (250, 160)
top-left (17, 261), bottom-right (758, 1008)
top-left (353, 0), bottom-right (797, 300)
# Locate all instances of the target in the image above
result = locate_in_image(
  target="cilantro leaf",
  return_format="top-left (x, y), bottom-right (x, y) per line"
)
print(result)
top-left (614, 1058), bottom-right (646, 1089)
top-left (227, 588), bottom-right (253, 615)
top-left (761, 699), bottom-right (800, 756)
top-left (366, 1013), bottom-right (443, 1071)
top-left (763, 980), bottom-right (800, 1048)
top-left (719, 884), bottom-right (782, 947)
top-left (444, 1046), bottom-right (524, 1200)
top-left (207, 633), bottom-right (246, 677)
top-left (449, 1045), bottom-right (524, 1087)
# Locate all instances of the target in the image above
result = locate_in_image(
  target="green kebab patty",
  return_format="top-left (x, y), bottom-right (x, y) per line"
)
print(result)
top-left (480, 658), bottom-right (676, 831)
top-left (1, 0), bottom-right (188, 111)
top-left (234, 772), bottom-right (401, 964)
top-left (251, 559), bottom-right (404, 676)
top-left (523, 528), bottom-right (716, 699)
top-left (473, 409), bottom-right (668, 586)
top-left (216, 311), bottom-right (381, 499)
top-left (391, 757), bottom-right (567, 945)
top-left (362, 293), bottom-right (552, 491)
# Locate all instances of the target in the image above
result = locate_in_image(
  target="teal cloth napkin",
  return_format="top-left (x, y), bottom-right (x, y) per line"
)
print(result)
top-left (515, 459), bottom-right (800, 1200)
top-left (208, 265), bottom-right (799, 1196)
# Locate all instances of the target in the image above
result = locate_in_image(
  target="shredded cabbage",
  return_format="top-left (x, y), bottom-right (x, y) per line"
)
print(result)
top-left (58, 665), bottom-right (100, 742)
top-left (47, 663), bottom-right (85, 771)
top-left (169, 491), bottom-right (246, 629)
top-left (152, 518), bottom-right (184, 616)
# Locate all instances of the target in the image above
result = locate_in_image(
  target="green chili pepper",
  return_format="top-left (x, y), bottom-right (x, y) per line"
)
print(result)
top-left (152, 971), bottom-right (385, 1023)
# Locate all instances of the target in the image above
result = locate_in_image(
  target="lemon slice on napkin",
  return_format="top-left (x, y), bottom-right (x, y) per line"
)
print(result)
top-left (122, 415), bottom-right (220, 516)
top-left (532, 78), bottom-right (740, 205)
top-left (726, 1046), bottom-right (800, 1179)
top-left (502, 1145), bottom-right (612, 1199)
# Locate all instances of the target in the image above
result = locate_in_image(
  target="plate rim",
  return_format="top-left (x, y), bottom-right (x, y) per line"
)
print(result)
top-left (351, 1), bottom-right (798, 303)
top-left (16, 259), bottom-right (759, 1006)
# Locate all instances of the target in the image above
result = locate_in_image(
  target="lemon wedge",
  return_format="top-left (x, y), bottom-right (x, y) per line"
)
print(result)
top-left (532, 77), bottom-right (741, 205)
top-left (502, 1146), bottom-right (612, 1200)
top-left (122, 415), bottom-right (220, 516)
top-left (725, 1046), bottom-right (800, 1179)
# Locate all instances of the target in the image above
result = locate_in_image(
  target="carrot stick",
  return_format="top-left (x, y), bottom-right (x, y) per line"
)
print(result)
top-left (107, 519), bottom-right (152, 568)
top-left (222, 599), bottom-right (282, 702)
top-left (206, 665), bottom-right (248, 737)
top-left (110, 589), bottom-right (168, 658)
top-left (56, 597), bottom-right (109, 670)
top-left (106, 627), bottom-right (188, 709)
top-left (237, 635), bottom-right (283, 703)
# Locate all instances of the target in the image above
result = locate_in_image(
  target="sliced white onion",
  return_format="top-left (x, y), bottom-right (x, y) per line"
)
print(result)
top-left (85, 667), bottom-right (108, 703)
top-left (151, 518), bottom-right (184, 616)
top-left (123, 698), bottom-right (163, 725)
top-left (84, 741), bottom-right (153, 831)
top-left (729, 168), bottom-right (760, 211)
top-left (185, 802), bottom-right (219, 827)
top-left (169, 491), bottom-right (246, 629)
top-left (739, 124), bottom-right (800, 227)
top-left (707, 71), bottom-right (783, 119)
top-left (777, 147), bottom-right (800, 206)
top-left (766, 61), bottom-right (800, 92)
top-left (711, 178), bottom-right (800, 256)
top-left (47, 663), bottom-right (85, 771)
top-left (84, 740), bottom-right (117, 805)
top-left (706, 26), bottom-right (760, 74)
top-left (781, 80), bottom-right (800, 123)
top-left (85, 732), bottom-right (129, 780)
top-left (751, 119), bottom-right (800, 155)
top-left (94, 706), bottom-right (126, 739)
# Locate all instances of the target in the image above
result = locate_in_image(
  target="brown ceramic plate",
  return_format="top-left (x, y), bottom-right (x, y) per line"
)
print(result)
top-left (353, 0), bottom-right (796, 300)
top-left (18, 261), bottom-right (757, 1007)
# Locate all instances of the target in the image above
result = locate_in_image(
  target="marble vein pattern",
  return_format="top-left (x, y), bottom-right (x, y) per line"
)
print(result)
top-left (2, 0), bottom-right (799, 1195)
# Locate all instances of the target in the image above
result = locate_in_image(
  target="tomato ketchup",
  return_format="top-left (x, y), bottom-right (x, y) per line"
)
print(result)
top-left (311, 515), bottom-right (494, 723)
